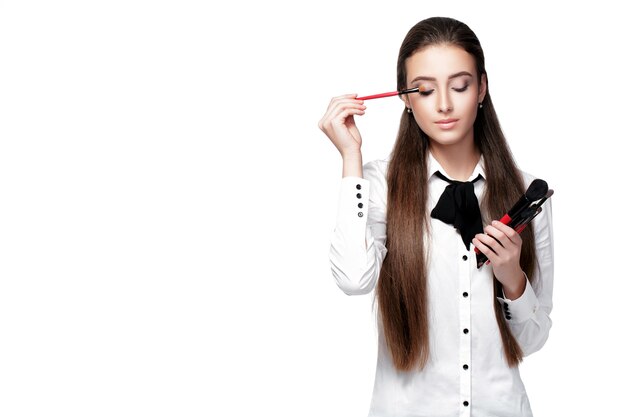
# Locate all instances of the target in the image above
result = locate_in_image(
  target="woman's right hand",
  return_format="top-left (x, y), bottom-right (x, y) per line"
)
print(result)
top-left (318, 94), bottom-right (366, 157)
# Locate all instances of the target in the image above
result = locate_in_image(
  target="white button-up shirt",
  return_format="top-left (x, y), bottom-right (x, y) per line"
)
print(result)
top-left (329, 152), bottom-right (554, 417)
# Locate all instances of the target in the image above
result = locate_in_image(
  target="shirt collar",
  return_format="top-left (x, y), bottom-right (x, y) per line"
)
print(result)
top-left (427, 151), bottom-right (486, 182)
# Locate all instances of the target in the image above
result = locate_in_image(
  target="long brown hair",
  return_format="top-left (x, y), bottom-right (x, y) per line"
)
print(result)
top-left (376, 17), bottom-right (537, 371)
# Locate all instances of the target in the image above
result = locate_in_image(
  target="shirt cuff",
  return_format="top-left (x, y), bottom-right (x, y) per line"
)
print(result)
top-left (496, 273), bottom-right (539, 324)
top-left (336, 176), bottom-right (370, 231)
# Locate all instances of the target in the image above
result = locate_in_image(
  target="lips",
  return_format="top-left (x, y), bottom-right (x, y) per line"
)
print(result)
top-left (435, 118), bottom-right (459, 130)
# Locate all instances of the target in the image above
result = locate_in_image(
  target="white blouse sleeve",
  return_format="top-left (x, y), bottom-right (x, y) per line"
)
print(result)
top-left (496, 196), bottom-right (555, 356)
top-left (329, 161), bottom-right (388, 296)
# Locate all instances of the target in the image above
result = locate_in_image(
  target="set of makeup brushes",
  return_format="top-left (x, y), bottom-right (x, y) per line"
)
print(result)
top-left (475, 179), bottom-right (554, 268)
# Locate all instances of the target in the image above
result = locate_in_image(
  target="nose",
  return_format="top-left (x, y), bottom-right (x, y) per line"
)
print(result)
top-left (437, 90), bottom-right (453, 113)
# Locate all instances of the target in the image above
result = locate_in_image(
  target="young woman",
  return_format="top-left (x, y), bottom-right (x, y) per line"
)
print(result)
top-left (319, 17), bottom-right (554, 417)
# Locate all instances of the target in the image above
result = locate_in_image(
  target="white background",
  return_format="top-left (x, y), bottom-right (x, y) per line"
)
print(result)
top-left (0, 1), bottom-right (623, 416)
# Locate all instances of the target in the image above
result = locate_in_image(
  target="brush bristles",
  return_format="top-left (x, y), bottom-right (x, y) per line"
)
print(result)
top-left (399, 86), bottom-right (421, 95)
top-left (525, 179), bottom-right (548, 201)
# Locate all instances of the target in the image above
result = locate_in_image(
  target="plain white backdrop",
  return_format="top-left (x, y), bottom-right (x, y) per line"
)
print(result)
top-left (1, 1), bottom-right (624, 416)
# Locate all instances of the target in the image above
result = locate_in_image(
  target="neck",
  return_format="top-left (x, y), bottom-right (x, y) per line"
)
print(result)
top-left (429, 139), bottom-right (481, 181)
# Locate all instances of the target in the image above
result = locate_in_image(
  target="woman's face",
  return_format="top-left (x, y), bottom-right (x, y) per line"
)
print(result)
top-left (402, 44), bottom-right (487, 148)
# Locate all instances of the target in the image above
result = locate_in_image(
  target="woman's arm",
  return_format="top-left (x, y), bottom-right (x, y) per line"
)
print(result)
top-left (319, 94), bottom-right (387, 295)
top-left (329, 161), bottom-right (388, 296)
top-left (496, 197), bottom-right (555, 356)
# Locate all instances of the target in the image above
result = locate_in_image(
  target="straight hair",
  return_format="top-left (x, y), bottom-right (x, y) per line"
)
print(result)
top-left (376, 16), bottom-right (537, 371)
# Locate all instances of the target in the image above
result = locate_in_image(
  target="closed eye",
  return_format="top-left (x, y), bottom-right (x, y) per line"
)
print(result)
top-left (419, 84), bottom-right (468, 96)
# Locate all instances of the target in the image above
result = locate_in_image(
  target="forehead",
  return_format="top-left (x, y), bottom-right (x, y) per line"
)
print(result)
top-left (405, 44), bottom-right (477, 78)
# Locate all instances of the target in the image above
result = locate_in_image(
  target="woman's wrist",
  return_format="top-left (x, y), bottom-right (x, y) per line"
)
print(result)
top-left (502, 270), bottom-right (526, 300)
top-left (341, 151), bottom-right (363, 178)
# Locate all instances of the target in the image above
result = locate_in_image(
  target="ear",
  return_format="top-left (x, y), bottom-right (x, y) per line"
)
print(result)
top-left (400, 94), bottom-right (410, 109)
top-left (479, 73), bottom-right (488, 103)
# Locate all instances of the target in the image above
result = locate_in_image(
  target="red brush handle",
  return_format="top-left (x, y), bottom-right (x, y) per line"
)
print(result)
top-left (355, 91), bottom-right (400, 100)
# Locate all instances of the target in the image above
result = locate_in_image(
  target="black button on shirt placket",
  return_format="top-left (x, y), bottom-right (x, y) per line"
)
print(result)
top-left (460, 252), bottom-right (471, 411)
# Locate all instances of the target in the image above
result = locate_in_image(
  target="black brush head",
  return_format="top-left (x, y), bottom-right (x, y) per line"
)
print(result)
top-left (525, 179), bottom-right (548, 201)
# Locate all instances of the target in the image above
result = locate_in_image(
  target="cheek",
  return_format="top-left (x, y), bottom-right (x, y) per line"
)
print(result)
top-left (410, 99), bottom-right (431, 121)
top-left (457, 95), bottom-right (479, 118)
top-left (411, 105), bottom-right (431, 127)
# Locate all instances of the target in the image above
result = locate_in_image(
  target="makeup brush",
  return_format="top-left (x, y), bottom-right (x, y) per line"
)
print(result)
top-left (511, 189), bottom-right (554, 233)
top-left (356, 86), bottom-right (422, 101)
top-left (475, 203), bottom-right (547, 269)
top-left (475, 180), bottom-right (553, 268)
top-left (497, 179), bottom-right (549, 227)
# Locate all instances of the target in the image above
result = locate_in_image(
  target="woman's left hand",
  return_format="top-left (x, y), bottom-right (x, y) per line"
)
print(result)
top-left (472, 220), bottom-right (526, 299)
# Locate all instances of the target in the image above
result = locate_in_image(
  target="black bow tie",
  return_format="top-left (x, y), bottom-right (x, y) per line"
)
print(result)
top-left (430, 170), bottom-right (484, 250)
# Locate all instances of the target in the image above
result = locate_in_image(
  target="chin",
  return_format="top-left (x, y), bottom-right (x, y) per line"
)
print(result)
top-left (426, 134), bottom-right (467, 147)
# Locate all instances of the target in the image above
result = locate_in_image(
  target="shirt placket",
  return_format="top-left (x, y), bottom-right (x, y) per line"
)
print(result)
top-left (459, 239), bottom-right (472, 416)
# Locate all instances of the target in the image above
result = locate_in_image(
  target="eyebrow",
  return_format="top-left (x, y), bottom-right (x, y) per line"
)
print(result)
top-left (410, 71), bottom-right (473, 84)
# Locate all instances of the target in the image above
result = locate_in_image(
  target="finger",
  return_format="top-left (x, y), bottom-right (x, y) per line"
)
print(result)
top-left (335, 93), bottom-right (359, 99)
top-left (490, 220), bottom-right (518, 239)
top-left (472, 236), bottom-right (498, 258)
top-left (483, 225), bottom-right (506, 248)
top-left (327, 94), bottom-right (364, 111)
top-left (331, 100), bottom-right (367, 112)
top-left (320, 104), bottom-right (366, 131)
top-left (320, 108), bottom-right (365, 136)
top-left (474, 233), bottom-right (498, 253)
top-left (331, 108), bottom-right (366, 127)
top-left (474, 233), bottom-right (503, 254)
top-left (329, 104), bottom-right (367, 123)
top-left (326, 101), bottom-right (366, 122)
top-left (490, 220), bottom-right (522, 245)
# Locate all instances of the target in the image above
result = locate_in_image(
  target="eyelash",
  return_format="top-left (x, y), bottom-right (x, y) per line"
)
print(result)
top-left (418, 84), bottom-right (469, 96)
